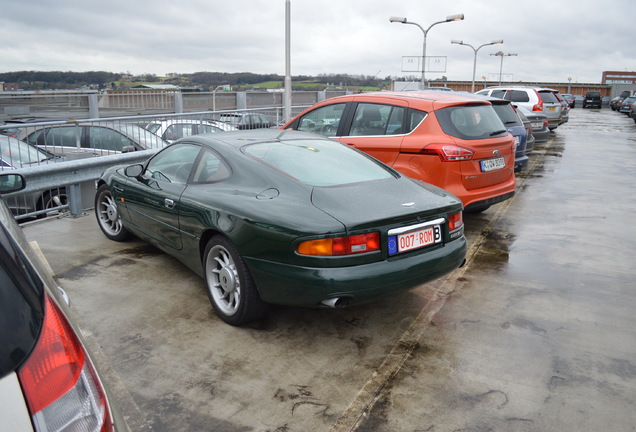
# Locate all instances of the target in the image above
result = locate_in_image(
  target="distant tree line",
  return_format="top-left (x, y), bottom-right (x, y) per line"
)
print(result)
top-left (0, 71), bottom-right (393, 91)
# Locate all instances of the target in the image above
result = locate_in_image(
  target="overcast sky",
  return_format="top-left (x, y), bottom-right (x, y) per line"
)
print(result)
top-left (1, 0), bottom-right (635, 84)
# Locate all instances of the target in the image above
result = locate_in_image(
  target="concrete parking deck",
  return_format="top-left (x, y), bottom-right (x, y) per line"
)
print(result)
top-left (24, 108), bottom-right (636, 432)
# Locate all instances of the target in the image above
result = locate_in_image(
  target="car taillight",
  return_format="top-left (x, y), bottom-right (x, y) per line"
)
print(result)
top-left (421, 144), bottom-right (474, 161)
top-left (297, 232), bottom-right (380, 256)
top-left (532, 90), bottom-right (544, 111)
top-left (18, 294), bottom-right (113, 432)
top-left (449, 212), bottom-right (463, 231)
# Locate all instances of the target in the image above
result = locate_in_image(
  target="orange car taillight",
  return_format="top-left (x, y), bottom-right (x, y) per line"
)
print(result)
top-left (449, 212), bottom-right (463, 231)
top-left (421, 144), bottom-right (474, 161)
top-left (18, 294), bottom-right (113, 432)
top-left (297, 232), bottom-right (380, 256)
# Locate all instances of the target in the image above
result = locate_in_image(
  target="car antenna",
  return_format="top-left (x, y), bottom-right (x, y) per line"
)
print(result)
top-left (357, 70), bottom-right (381, 94)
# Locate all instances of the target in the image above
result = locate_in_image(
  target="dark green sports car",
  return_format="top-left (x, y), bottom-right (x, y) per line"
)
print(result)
top-left (95, 129), bottom-right (467, 325)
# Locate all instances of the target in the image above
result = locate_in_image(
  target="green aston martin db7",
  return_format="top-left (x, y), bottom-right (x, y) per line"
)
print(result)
top-left (95, 129), bottom-right (467, 325)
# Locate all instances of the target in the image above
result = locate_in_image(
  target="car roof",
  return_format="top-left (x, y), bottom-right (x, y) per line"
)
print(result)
top-left (185, 128), bottom-right (328, 150)
top-left (318, 91), bottom-right (492, 109)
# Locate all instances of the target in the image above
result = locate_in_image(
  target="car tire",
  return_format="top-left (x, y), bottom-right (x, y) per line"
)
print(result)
top-left (37, 188), bottom-right (68, 218)
top-left (203, 235), bottom-right (267, 326)
top-left (95, 184), bottom-right (130, 242)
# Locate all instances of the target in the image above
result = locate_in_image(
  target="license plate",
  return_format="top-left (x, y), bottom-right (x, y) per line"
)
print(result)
top-left (532, 122), bottom-right (542, 128)
top-left (514, 136), bottom-right (520, 147)
top-left (480, 157), bottom-right (506, 172)
top-left (388, 219), bottom-right (444, 255)
top-left (548, 106), bottom-right (556, 111)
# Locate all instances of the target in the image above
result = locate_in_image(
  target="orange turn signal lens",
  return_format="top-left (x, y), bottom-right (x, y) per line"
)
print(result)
top-left (297, 233), bottom-right (380, 256)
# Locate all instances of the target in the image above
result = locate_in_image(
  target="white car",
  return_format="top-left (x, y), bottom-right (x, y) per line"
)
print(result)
top-left (145, 119), bottom-right (237, 143)
top-left (0, 173), bottom-right (128, 431)
top-left (475, 86), bottom-right (563, 130)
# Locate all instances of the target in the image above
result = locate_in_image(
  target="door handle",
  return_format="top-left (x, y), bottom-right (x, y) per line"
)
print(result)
top-left (114, 186), bottom-right (124, 193)
top-left (164, 198), bottom-right (175, 209)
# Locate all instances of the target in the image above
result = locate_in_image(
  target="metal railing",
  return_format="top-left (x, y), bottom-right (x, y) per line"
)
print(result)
top-left (0, 106), bottom-right (312, 220)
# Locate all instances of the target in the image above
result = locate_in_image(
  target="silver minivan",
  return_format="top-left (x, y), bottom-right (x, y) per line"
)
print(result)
top-left (475, 86), bottom-right (562, 130)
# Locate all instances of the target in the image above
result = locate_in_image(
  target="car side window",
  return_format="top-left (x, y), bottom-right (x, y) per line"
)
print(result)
top-left (349, 103), bottom-right (406, 136)
top-left (491, 90), bottom-right (506, 98)
top-left (408, 109), bottom-right (427, 133)
top-left (296, 103), bottom-right (346, 136)
top-left (145, 143), bottom-right (201, 184)
top-left (88, 127), bottom-right (134, 152)
top-left (191, 149), bottom-right (231, 183)
top-left (42, 127), bottom-right (80, 148)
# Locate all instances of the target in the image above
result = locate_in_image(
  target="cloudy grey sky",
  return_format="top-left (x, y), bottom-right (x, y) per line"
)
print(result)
top-left (1, 0), bottom-right (634, 84)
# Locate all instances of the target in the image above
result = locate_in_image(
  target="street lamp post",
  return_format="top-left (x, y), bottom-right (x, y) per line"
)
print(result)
top-left (451, 39), bottom-right (503, 92)
top-left (390, 14), bottom-right (464, 89)
top-left (490, 51), bottom-right (518, 85)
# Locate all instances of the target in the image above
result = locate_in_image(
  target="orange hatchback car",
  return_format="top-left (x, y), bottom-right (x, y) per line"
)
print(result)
top-left (282, 91), bottom-right (516, 212)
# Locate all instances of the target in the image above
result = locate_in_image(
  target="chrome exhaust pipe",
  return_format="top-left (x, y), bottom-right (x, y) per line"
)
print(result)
top-left (321, 297), bottom-right (350, 308)
top-left (322, 298), bottom-right (341, 308)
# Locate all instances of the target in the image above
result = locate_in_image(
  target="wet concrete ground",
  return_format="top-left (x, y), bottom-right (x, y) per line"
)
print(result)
top-left (24, 108), bottom-right (636, 431)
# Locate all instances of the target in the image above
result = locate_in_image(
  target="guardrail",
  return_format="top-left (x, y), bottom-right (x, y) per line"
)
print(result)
top-left (3, 150), bottom-right (157, 221)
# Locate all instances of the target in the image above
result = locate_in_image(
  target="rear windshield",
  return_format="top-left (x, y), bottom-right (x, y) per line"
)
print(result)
top-left (0, 224), bottom-right (44, 377)
top-left (538, 91), bottom-right (559, 103)
top-left (244, 138), bottom-right (394, 186)
top-left (435, 104), bottom-right (507, 140)
top-left (491, 103), bottom-right (522, 126)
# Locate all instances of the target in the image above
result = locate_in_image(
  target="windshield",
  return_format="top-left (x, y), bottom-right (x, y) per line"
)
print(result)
top-left (244, 139), bottom-right (395, 187)
top-left (492, 103), bottom-right (522, 126)
top-left (0, 136), bottom-right (54, 169)
top-left (0, 222), bottom-right (44, 377)
top-left (435, 104), bottom-right (507, 140)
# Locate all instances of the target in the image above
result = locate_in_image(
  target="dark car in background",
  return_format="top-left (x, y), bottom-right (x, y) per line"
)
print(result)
top-left (561, 93), bottom-right (575, 108)
top-left (583, 91), bottom-right (602, 108)
top-left (481, 97), bottom-right (528, 172)
top-left (619, 96), bottom-right (636, 115)
top-left (515, 108), bottom-right (535, 155)
top-left (218, 112), bottom-right (275, 130)
top-left (516, 105), bottom-right (550, 144)
top-left (0, 173), bottom-right (127, 431)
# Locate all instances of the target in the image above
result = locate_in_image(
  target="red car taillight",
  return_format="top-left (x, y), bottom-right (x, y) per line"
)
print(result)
top-left (449, 212), bottom-right (463, 231)
top-left (532, 90), bottom-right (544, 111)
top-left (420, 144), bottom-right (474, 161)
top-left (18, 294), bottom-right (113, 432)
top-left (297, 232), bottom-right (381, 256)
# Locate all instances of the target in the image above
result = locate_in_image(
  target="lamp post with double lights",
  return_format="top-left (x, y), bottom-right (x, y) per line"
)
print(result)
top-left (451, 39), bottom-right (503, 92)
top-left (490, 51), bottom-right (518, 85)
top-left (390, 14), bottom-right (464, 89)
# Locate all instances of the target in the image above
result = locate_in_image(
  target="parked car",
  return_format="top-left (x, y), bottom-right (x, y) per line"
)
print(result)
top-left (218, 112), bottom-right (274, 130)
top-left (548, 89), bottom-right (569, 125)
top-left (145, 119), bottom-right (237, 143)
top-left (95, 129), bottom-right (467, 325)
top-left (619, 96), bottom-right (636, 115)
top-left (561, 93), bottom-right (575, 108)
top-left (283, 91), bottom-right (516, 212)
top-left (471, 96), bottom-right (528, 172)
top-left (582, 91), bottom-right (602, 108)
top-left (515, 108), bottom-right (535, 155)
top-left (18, 122), bottom-right (168, 156)
top-left (0, 173), bottom-right (127, 431)
top-left (0, 136), bottom-right (68, 217)
top-left (610, 96), bottom-right (623, 111)
top-left (475, 86), bottom-right (563, 130)
top-left (516, 105), bottom-right (550, 144)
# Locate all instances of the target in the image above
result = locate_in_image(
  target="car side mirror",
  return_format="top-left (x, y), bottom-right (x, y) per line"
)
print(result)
top-left (122, 145), bottom-right (136, 153)
top-left (0, 173), bottom-right (26, 194)
top-left (125, 164), bottom-right (144, 178)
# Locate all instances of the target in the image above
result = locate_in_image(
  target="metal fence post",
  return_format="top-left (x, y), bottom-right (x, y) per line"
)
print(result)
top-left (237, 92), bottom-right (247, 110)
top-left (88, 93), bottom-right (99, 118)
top-left (174, 92), bottom-right (183, 113)
top-left (67, 183), bottom-right (84, 217)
